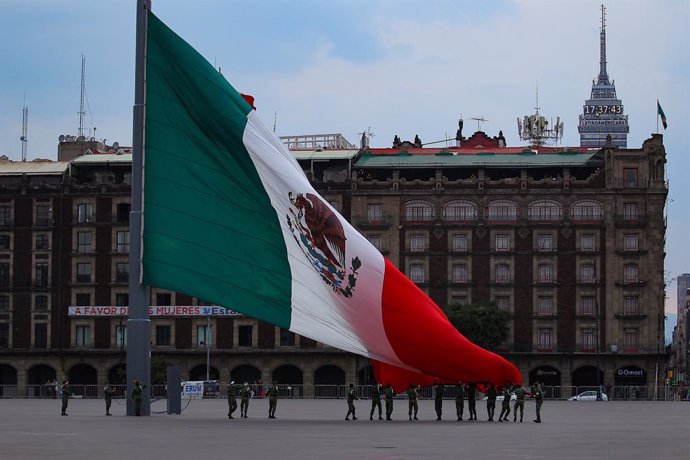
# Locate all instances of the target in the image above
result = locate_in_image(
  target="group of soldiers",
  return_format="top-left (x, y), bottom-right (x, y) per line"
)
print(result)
top-left (58, 379), bottom-right (147, 417)
top-left (227, 381), bottom-right (279, 419)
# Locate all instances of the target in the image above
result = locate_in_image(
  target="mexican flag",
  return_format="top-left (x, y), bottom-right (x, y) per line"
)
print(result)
top-left (657, 101), bottom-right (667, 130)
top-left (143, 11), bottom-right (521, 390)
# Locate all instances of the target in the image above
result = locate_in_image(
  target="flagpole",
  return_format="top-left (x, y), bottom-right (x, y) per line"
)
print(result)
top-left (127, 0), bottom-right (152, 416)
top-left (656, 99), bottom-right (659, 134)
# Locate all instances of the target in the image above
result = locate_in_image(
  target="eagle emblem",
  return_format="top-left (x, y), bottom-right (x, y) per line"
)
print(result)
top-left (287, 192), bottom-right (360, 297)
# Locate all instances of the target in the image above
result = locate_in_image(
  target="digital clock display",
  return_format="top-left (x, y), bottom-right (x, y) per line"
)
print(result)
top-left (584, 105), bottom-right (622, 115)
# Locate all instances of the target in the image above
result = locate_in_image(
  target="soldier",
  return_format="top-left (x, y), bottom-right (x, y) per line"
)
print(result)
top-left (267, 381), bottom-right (279, 419)
top-left (345, 383), bottom-right (358, 420)
top-left (434, 382), bottom-right (444, 420)
top-left (132, 379), bottom-right (147, 416)
top-left (466, 384), bottom-right (477, 420)
top-left (512, 384), bottom-right (527, 422)
top-left (455, 382), bottom-right (465, 421)
top-left (384, 384), bottom-right (394, 420)
top-left (370, 383), bottom-right (383, 420)
top-left (104, 381), bottom-right (113, 416)
top-left (498, 385), bottom-right (511, 422)
top-left (239, 382), bottom-right (251, 418)
top-left (485, 383), bottom-right (497, 421)
top-left (407, 384), bottom-right (419, 420)
top-left (533, 383), bottom-right (544, 423)
top-left (60, 379), bottom-right (70, 416)
top-left (227, 380), bottom-right (237, 419)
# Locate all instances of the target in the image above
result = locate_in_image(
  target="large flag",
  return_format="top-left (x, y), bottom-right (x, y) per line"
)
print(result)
top-left (142, 11), bottom-right (521, 391)
top-left (657, 100), bottom-right (668, 130)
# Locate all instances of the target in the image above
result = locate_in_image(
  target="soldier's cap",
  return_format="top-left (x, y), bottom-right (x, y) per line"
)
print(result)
top-left (230, 380), bottom-right (235, 384)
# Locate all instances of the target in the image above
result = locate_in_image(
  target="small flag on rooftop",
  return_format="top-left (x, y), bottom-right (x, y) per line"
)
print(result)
top-left (657, 100), bottom-right (668, 130)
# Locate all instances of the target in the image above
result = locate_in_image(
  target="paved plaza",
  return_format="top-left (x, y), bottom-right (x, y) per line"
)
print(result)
top-left (0, 398), bottom-right (687, 459)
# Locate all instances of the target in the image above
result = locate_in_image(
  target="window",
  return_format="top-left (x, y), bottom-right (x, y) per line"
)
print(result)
top-left (116, 231), bottom-right (130, 253)
top-left (35, 323), bottom-right (48, 348)
top-left (197, 325), bottom-right (212, 346)
top-left (0, 262), bottom-right (9, 287)
top-left (537, 328), bottom-right (553, 352)
top-left (115, 293), bottom-right (129, 307)
top-left (537, 264), bottom-right (553, 283)
top-left (0, 235), bottom-right (9, 250)
top-left (35, 295), bottom-right (48, 312)
top-left (156, 325), bottom-right (171, 346)
top-left (537, 234), bottom-right (553, 252)
top-left (403, 200), bottom-right (434, 222)
top-left (623, 264), bottom-right (638, 283)
top-left (75, 325), bottom-right (91, 346)
top-left (623, 328), bottom-right (638, 352)
top-left (77, 203), bottom-right (93, 223)
top-left (624, 234), bottom-right (639, 252)
top-left (75, 293), bottom-right (91, 306)
top-left (36, 205), bottom-right (51, 226)
top-left (280, 328), bottom-right (296, 346)
top-left (494, 296), bottom-right (510, 311)
top-left (495, 264), bottom-right (510, 284)
top-left (571, 200), bottom-right (603, 222)
top-left (328, 200), bottom-right (339, 212)
top-left (238, 325), bottom-right (253, 347)
top-left (410, 234), bottom-right (425, 252)
top-left (624, 296), bottom-right (639, 315)
top-left (580, 264), bottom-right (595, 283)
top-left (528, 200), bottom-right (562, 221)
top-left (580, 328), bottom-right (595, 352)
top-left (443, 200), bottom-right (477, 221)
top-left (486, 200), bottom-right (517, 221)
top-left (35, 234), bottom-right (49, 250)
top-left (451, 264), bottom-right (468, 283)
top-left (367, 235), bottom-right (381, 251)
top-left (0, 323), bottom-right (9, 348)
top-left (77, 231), bottom-right (93, 252)
top-left (452, 234), bottom-right (468, 252)
top-left (0, 206), bottom-right (10, 226)
top-left (0, 295), bottom-right (9, 311)
top-left (76, 263), bottom-right (92, 283)
top-left (116, 263), bottom-right (129, 282)
top-left (623, 168), bottom-right (638, 188)
top-left (409, 264), bottom-right (425, 283)
top-left (116, 202), bottom-right (131, 223)
top-left (495, 234), bottom-right (510, 252)
top-left (536, 296), bottom-right (554, 316)
top-left (156, 293), bottom-right (172, 306)
top-left (367, 204), bottom-right (382, 222)
top-left (116, 325), bottom-right (127, 347)
top-left (581, 234), bottom-right (595, 252)
top-left (623, 203), bottom-right (639, 221)
top-left (35, 262), bottom-right (49, 287)
top-left (580, 296), bottom-right (596, 315)
top-left (451, 295), bottom-right (468, 305)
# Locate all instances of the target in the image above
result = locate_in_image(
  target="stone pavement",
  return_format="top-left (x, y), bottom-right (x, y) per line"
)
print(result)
top-left (0, 398), bottom-right (687, 460)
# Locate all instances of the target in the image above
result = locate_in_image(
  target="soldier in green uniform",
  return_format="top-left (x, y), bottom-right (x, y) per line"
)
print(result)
top-left (104, 381), bottom-right (113, 416)
top-left (406, 384), bottom-right (419, 420)
top-left (345, 383), bottom-right (358, 420)
top-left (384, 384), bottom-right (394, 420)
top-left (60, 379), bottom-right (70, 416)
top-left (533, 383), bottom-right (544, 423)
top-left (267, 381), bottom-right (279, 418)
top-left (512, 384), bottom-right (527, 422)
top-left (239, 382), bottom-right (251, 418)
top-left (455, 383), bottom-right (465, 421)
top-left (370, 383), bottom-right (383, 420)
top-left (434, 382), bottom-right (444, 420)
top-left (498, 385), bottom-right (511, 421)
top-left (227, 380), bottom-right (237, 419)
top-left (466, 384), bottom-right (477, 420)
top-left (485, 383), bottom-right (497, 421)
top-left (132, 379), bottom-right (147, 416)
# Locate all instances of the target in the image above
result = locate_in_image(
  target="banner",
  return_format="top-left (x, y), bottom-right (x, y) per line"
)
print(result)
top-left (67, 306), bottom-right (242, 317)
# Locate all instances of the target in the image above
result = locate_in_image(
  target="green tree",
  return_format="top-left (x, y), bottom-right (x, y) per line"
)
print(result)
top-left (445, 300), bottom-right (510, 351)
top-left (151, 355), bottom-right (170, 385)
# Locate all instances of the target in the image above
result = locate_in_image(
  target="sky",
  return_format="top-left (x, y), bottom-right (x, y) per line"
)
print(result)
top-left (1, 0), bottom-right (688, 336)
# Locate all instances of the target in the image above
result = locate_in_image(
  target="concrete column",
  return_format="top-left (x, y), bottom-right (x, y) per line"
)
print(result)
top-left (302, 358), bottom-right (314, 399)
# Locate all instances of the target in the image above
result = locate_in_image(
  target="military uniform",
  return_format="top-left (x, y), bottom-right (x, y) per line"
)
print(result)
top-left (498, 387), bottom-right (511, 421)
top-left (512, 386), bottom-right (526, 422)
top-left (268, 383), bottom-right (279, 418)
top-left (455, 384), bottom-right (465, 421)
top-left (533, 385), bottom-right (544, 423)
top-left (239, 384), bottom-right (251, 418)
top-left (370, 384), bottom-right (383, 420)
top-left (467, 385), bottom-right (477, 420)
top-left (60, 381), bottom-right (70, 416)
top-left (485, 385), bottom-right (497, 421)
top-left (345, 385), bottom-right (358, 420)
top-left (104, 383), bottom-right (113, 416)
top-left (407, 385), bottom-right (419, 420)
top-left (132, 381), bottom-right (147, 416)
top-left (384, 385), bottom-right (394, 420)
top-left (434, 383), bottom-right (444, 420)
top-left (227, 383), bottom-right (237, 419)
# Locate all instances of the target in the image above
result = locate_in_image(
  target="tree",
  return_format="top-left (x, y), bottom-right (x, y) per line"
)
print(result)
top-left (445, 300), bottom-right (510, 351)
top-left (151, 355), bottom-right (170, 385)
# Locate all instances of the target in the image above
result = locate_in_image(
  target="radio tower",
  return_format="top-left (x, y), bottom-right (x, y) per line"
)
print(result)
top-left (20, 105), bottom-right (28, 162)
top-left (78, 55), bottom-right (86, 138)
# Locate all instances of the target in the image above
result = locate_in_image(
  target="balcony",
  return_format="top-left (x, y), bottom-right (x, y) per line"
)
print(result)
top-left (353, 215), bottom-right (393, 229)
top-left (615, 248), bottom-right (648, 256)
top-left (614, 312), bottom-right (648, 320)
top-left (614, 215), bottom-right (647, 227)
top-left (615, 279), bottom-right (647, 288)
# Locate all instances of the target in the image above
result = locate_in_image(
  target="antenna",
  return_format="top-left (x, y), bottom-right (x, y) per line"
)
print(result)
top-left (359, 127), bottom-right (375, 149)
top-left (20, 105), bottom-right (28, 162)
top-left (78, 54), bottom-right (86, 138)
top-left (517, 85), bottom-right (563, 147)
top-left (470, 117), bottom-right (488, 131)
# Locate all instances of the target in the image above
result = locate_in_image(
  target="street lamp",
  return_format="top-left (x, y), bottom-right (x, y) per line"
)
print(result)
top-left (595, 264), bottom-right (602, 401)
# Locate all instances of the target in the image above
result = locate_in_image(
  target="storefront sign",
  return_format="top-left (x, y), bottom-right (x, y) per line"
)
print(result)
top-left (617, 367), bottom-right (646, 377)
top-left (68, 306), bottom-right (241, 317)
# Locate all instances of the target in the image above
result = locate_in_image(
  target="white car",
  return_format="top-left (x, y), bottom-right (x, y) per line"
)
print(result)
top-left (568, 391), bottom-right (608, 401)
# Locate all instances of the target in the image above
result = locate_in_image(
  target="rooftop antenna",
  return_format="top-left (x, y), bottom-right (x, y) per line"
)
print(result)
top-left (470, 117), bottom-right (488, 131)
top-left (359, 127), bottom-right (374, 149)
top-left (598, 4), bottom-right (609, 85)
top-left (517, 81), bottom-right (563, 147)
top-left (78, 54), bottom-right (86, 138)
top-left (20, 100), bottom-right (28, 162)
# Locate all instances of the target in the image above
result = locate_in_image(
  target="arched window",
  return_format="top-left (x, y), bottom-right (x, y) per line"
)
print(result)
top-left (451, 263), bottom-right (468, 283)
top-left (409, 264), bottom-right (425, 283)
top-left (528, 199), bottom-right (562, 221)
top-left (537, 264), bottom-right (553, 283)
top-left (486, 200), bottom-right (518, 221)
top-left (443, 200), bottom-right (477, 222)
top-left (402, 200), bottom-right (435, 222)
top-left (571, 200), bottom-right (603, 222)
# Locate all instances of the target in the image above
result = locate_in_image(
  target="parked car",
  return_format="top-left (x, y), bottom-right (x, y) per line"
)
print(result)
top-left (568, 391), bottom-right (608, 401)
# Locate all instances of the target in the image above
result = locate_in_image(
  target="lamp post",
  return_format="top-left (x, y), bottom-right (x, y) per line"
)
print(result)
top-left (595, 264), bottom-right (602, 401)
top-left (205, 314), bottom-right (211, 382)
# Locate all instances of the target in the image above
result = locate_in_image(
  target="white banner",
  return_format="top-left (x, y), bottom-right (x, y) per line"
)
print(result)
top-left (181, 381), bottom-right (204, 400)
top-left (67, 306), bottom-right (241, 317)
